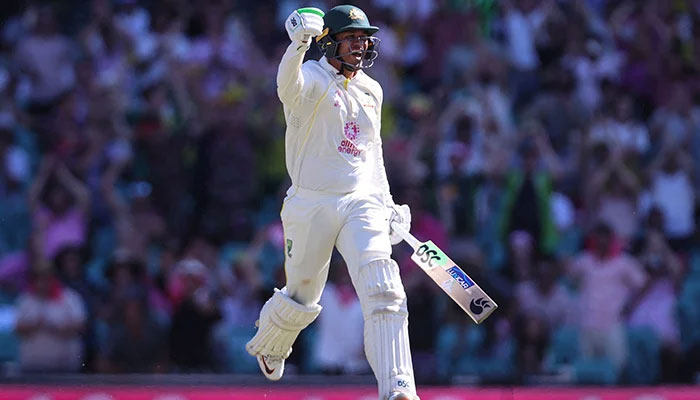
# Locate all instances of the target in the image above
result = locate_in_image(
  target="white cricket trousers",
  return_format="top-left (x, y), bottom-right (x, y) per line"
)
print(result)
top-left (281, 185), bottom-right (393, 305)
top-left (281, 185), bottom-right (418, 399)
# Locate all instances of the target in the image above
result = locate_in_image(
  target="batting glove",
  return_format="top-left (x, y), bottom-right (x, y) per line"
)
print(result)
top-left (388, 203), bottom-right (411, 245)
top-left (285, 7), bottom-right (325, 46)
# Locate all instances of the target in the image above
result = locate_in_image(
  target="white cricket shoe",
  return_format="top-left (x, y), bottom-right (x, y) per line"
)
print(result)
top-left (257, 354), bottom-right (284, 381)
top-left (387, 391), bottom-right (419, 400)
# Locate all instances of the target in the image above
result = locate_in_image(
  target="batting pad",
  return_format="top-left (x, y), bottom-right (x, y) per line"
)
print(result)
top-left (357, 259), bottom-right (417, 399)
top-left (246, 287), bottom-right (322, 358)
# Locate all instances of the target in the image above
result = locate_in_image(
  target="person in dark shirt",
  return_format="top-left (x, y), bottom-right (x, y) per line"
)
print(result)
top-left (168, 259), bottom-right (222, 371)
top-left (100, 285), bottom-right (168, 373)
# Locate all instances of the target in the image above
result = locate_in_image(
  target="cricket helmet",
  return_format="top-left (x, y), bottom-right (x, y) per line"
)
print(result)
top-left (316, 5), bottom-right (380, 71)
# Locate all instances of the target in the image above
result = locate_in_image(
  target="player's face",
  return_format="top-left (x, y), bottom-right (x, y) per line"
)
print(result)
top-left (336, 29), bottom-right (370, 66)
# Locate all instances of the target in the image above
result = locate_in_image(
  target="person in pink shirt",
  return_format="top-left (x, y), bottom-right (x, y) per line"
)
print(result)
top-left (567, 221), bottom-right (647, 374)
top-left (28, 155), bottom-right (90, 261)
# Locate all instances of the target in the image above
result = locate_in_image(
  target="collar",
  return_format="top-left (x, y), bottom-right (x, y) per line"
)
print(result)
top-left (319, 56), bottom-right (364, 86)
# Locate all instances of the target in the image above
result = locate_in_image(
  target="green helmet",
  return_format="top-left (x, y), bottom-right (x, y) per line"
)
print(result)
top-left (321, 5), bottom-right (378, 36)
top-left (316, 5), bottom-right (380, 71)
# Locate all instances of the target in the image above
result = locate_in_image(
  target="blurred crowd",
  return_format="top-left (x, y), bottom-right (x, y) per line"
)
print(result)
top-left (0, 0), bottom-right (699, 386)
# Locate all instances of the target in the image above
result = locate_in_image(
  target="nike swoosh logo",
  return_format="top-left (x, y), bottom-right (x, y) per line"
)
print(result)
top-left (261, 357), bottom-right (275, 375)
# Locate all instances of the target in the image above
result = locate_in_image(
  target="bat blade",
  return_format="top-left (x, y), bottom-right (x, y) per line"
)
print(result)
top-left (409, 240), bottom-right (497, 324)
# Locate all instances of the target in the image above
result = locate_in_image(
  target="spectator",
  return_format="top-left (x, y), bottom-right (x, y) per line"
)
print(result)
top-left (28, 155), bottom-right (90, 261)
top-left (53, 245), bottom-right (100, 371)
top-left (499, 126), bottom-right (561, 258)
top-left (502, 0), bottom-right (545, 110)
top-left (649, 81), bottom-right (697, 149)
top-left (100, 158), bottom-right (166, 263)
top-left (103, 249), bottom-right (170, 326)
top-left (15, 263), bottom-right (86, 372)
top-left (435, 114), bottom-right (484, 238)
top-left (585, 145), bottom-right (641, 243)
top-left (627, 230), bottom-right (683, 382)
top-left (168, 259), bottom-right (222, 371)
top-left (503, 230), bottom-right (537, 282)
top-left (97, 284), bottom-right (168, 373)
top-left (514, 254), bottom-right (572, 375)
top-left (435, 114), bottom-right (483, 180)
top-left (516, 254), bottom-right (572, 331)
top-left (588, 94), bottom-right (650, 156)
top-left (313, 254), bottom-right (368, 375)
top-left (525, 67), bottom-right (586, 159)
top-left (568, 222), bottom-right (646, 374)
top-left (13, 5), bottom-right (76, 112)
top-left (645, 145), bottom-right (696, 251)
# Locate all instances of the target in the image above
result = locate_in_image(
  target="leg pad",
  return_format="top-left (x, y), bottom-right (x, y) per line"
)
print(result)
top-left (246, 287), bottom-right (322, 358)
top-left (356, 259), bottom-right (417, 399)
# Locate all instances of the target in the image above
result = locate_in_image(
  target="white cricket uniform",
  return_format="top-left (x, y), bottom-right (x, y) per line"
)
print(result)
top-left (264, 41), bottom-right (418, 399)
top-left (277, 41), bottom-right (393, 305)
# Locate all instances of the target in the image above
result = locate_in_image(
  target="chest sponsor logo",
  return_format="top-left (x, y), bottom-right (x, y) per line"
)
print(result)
top-left (344, 121), bottom-right (359, 141)
top-left (338, 121), bottom-right (362, 157)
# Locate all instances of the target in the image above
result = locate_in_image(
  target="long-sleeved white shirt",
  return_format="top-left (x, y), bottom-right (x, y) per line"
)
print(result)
top-left (277, 42), bottom-right (393, 203)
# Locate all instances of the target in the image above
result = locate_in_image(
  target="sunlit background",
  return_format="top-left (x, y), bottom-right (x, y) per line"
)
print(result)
top-left (0, 0), bottom-right (699, 399)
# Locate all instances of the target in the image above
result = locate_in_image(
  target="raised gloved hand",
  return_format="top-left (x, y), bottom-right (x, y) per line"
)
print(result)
top-left (285, 7), bottom-right (325, 45)
top-left (388, 203), bottom-right (411, 245)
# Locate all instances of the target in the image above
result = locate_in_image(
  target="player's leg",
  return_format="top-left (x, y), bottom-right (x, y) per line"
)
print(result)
top-left (246, 192), bottom-right (340, 380)
top-left (335, 193), bottom-right (419, 400)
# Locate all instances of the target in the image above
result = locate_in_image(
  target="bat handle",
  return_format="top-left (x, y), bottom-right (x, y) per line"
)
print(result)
top-left (390, 221), bottom-right (421, 249)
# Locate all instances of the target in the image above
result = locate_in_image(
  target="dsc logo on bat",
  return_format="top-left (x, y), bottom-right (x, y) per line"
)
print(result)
top-left (446, 266), bottom-right (475, 290)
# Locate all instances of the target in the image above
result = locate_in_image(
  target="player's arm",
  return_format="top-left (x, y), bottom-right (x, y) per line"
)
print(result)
top-left (277, 8), bottom-right (325, 105)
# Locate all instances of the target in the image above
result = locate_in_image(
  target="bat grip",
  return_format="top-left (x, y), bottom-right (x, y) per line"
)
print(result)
top-left (390, 221), bottom-right (421, 249)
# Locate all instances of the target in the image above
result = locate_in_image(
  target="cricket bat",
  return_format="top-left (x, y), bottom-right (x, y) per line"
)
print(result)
top-left (391, 221), bottom-right (497, 324)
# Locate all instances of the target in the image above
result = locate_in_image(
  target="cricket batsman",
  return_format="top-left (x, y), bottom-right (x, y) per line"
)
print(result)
top-left (245, 5), bottom-right (418, 400)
